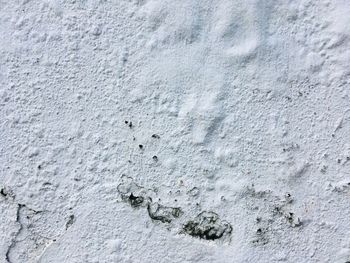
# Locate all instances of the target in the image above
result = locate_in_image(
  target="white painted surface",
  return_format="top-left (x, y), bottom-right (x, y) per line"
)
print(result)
top-left (1, 0), bottom-right (350, 262)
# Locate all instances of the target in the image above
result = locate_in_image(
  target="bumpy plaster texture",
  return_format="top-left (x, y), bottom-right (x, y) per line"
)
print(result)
top-left (1, 0), bottom-right (350, 262)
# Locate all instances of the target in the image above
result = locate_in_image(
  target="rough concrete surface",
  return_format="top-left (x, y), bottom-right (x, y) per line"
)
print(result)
top-left (1, 0), bottom-right (350, 262)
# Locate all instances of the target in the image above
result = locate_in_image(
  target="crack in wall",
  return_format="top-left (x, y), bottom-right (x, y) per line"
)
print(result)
top-left (5, 204), bottom-right (25, 263)
top-left (1, 186), bottom-right (77, 262)
top-left (1, 188), bottom-right (45, 263)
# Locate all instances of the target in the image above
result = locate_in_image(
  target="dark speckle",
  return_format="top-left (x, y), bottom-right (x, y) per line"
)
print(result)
top-left (65, 215), bottom-right (75, 230)
top-left (152, 134), bottom-right (160, 139)
top-left (285, 212), bottom-right (302, 227)
top-left (139, 144), bottom-right (144, 149)
top-left (0, 188), bottom-right (7, 197)
top-left (152, 155), bottom-right (158, 162)
top-left (125, 120), bottom-right (133, 128)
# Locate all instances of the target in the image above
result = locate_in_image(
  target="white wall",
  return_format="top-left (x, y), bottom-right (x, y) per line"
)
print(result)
top-left (1, 0), bottom-right (350, 262)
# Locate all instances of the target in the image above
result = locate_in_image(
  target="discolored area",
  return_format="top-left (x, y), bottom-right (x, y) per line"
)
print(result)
top-left (147, 202), bottom-right (183, 223)
top-left (183, 212), bottom-right (232, 241)
top-left (117, 176), bottom-right (152, 208)
top-left (127, 193), bottom-right (145, 208)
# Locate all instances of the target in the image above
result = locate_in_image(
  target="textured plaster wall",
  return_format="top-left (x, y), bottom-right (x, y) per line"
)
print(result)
top-left (1, 0), bottom-right (350, 262)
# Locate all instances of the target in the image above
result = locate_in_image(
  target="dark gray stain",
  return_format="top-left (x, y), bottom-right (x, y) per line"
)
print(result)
top-left (117, 176), bottom-right (152, 208)
top-left (118, 176), bottom-right (232, 241)
top-left (127, 193), bottom-right (145, 208)
top-left (147, 202), bottom-right (183, 223)
top-left (66, 215), bottom-right (75, 230)
top-left (183, 211), bottom-right (232, 241)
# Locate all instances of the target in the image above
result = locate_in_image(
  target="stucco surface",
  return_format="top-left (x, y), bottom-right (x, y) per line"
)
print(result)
top-left (1, 0), bottom-right (350, 262)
